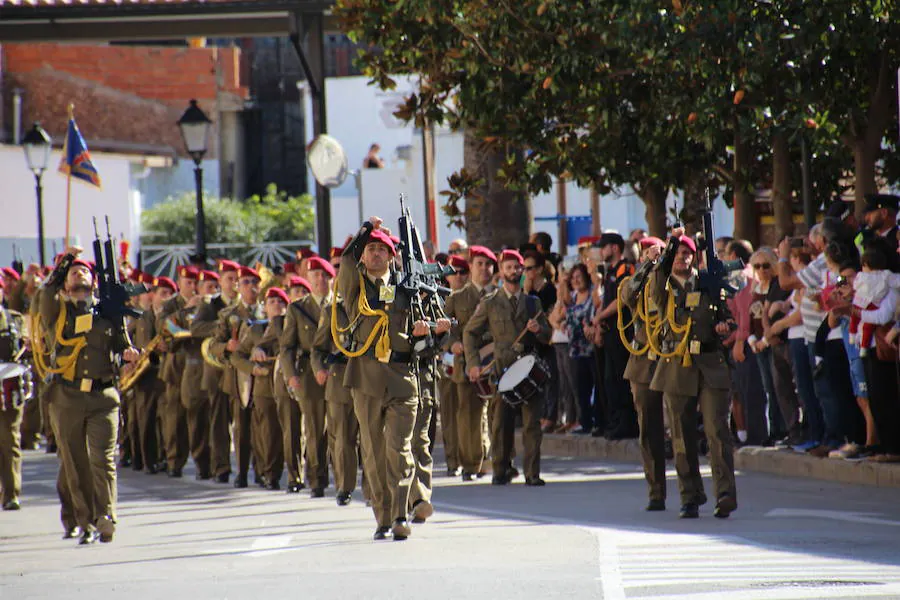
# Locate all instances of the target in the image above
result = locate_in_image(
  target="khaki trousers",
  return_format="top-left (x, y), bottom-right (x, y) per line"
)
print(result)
top-left (298, 388), bottom-right (328, 490)
top-left (183, 400), bottom-right (211, 477)
top-left (209, 388), bottom-right (233, 477)
top-left (456, 382), bottom-right (488, 474)
top-left (409, 394), bottom-right (434, 507)
top-left (19, 393), bottom-right (41, 449)
top-left (0, 402), bottom-right (23, 504)
top-left (437, 376), bottom-right (459, 471)
top-left (665, 386), bottom-right (736, 506)
top-left (631, 382), bottom-right (666, 502)
top-left (162, 383), bottom-right (189, 471)
top-left (231, 396), bottom-right (253, 479)
top-left (327, 397), bottom-right (359, 494)
top-left (490, 393), bottom-right (542, 479)
top-left (133, 373), bottom-right (164, 472)
top-left (252, 395), bottom-right (283, 483)
top-left (275, 392), bottom-right (303, 485)
top-left (352, 390), bottom-right (417, 528)
top-left (47, 382), bottom-right (119, 531)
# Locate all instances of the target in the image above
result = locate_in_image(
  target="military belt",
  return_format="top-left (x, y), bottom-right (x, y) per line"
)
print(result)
top-left (363, 349), bottom-right (414, 364)
top-left (56, 376), bottom-right (116, 393)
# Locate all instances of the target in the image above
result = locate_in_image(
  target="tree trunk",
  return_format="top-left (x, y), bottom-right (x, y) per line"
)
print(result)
top-left (732, 128), bottom-right (759, 245)
top-left (634, 181), bottom-right (667, 238)
top-left (771, 130), bottom-right (794, 241)
top-left (679, 171), bottom-right (709, 237)
top-left (852, 140), bottom-right (878, 220)
top-left (462, 132), bottom-right (532, 248)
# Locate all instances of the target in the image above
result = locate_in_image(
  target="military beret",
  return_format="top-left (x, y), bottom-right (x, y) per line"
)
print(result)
top-left (288, 275), bottom-right (312, 292)
top-left (639, 236), bottom-right (665, 249)
top-left (296, 247), bottom-right (317, 260)
top-left (178, 266), bottom-right (199, 280)
top-left (153, 276), bottom-right (177, 292)
top-left (2, 267), bottom-right (20, 281)
top-left (499, 249), bottom-right (524, 265)
top-left (577, 236), bottom-right (600, 247)
top-left (306, 256), bottom-right (336, 278)
top-left (864, 193), bottom-right (900, 213)
top-left (449, 255), bottom-right (470, 272)
top-left (71, 259), bottom-right (94, 272)
top-left (218, 259), bottom-right (241, 273)
top-left (329, 246), bottom-right (344, 259)
top-left (677, 235), bottom-right (697, 254)
top-left (266, 286), bottom-right (290, 305)
top-left (469, 245), bottom-right (497, 263)
top-left (199, 270), bottom-right (219, 282)
top-left (366, 230), bottom-right (396, 256)
top-left (239, 266), bottom-right (260, 281)
top-left (282, 262), bottom-right (297, 274)
top-left (140, 272), bottom-right (156, 285)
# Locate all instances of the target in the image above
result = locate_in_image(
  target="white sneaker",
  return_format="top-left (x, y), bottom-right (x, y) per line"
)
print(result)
top-left (828, 443), bottom-right (861, 459)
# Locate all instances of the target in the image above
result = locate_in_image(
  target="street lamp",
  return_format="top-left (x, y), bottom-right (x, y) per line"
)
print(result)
top-left (22, 122), bottom-right (51, 265)
top-left (177, 99), bottom-right (212, 258)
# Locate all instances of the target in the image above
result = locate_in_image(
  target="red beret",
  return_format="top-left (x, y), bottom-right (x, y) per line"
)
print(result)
top-left (71, 259), bottom-right (94, 272)
top-left (178, 266), bottom-right (199, 280)
top-left (239, 266), bottom-right (260, 280)
top-left (128, 269), bottom-right (143, 283)
top-left (153, 276), bottom-right (177, 292)
top-left (266, 286), bottom-right (290, 304)
top-left (2, 267), bottom-right (20, 281)
top-left (283, 262), bottom-right (297, 274)
top-left (288, 275), bottom-right (312, 292)
top-left (469, 245), bottom-right (497, 263)
top-left (577, 236), bottom-right (600, 247)
top-left (499, 249), bottom-right (524, 266)
top-left (329, 246), bottom-right (343, 259)
top-left (449, 255), bottom-right (470, 272)
top-left (639, 236), bottom-right (665, 249)
top-left (297, 248), bottom-right (317, 260)
top-left (366, 230), bottom-right (396, 256)
top-left (140, 272), bottom-right (156, 285)
top-left (677, 235), bottom-right (697, 254)
top-left (307, 256), bottom-right (336, 278)
top-left (389, 234), bottom-right (401, 246)
top-left (199, 270), bottom-right (220, 282)
top-left (218, 259), bottom-right (241, 273)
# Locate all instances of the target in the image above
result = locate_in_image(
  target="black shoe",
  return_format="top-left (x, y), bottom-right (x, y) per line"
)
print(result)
top-left (446, 466), bottom-right (462, 477)
top-left (63, 526), bottom-right (80, 539)
top-left (391, 518), bottom-right (411, 541)
top-left (506, 466), bottom-right (520, 480)
top-left (310, 487), bottom-right (325, 498)
top-left (254, 474), bottom-right (264, 486)
top-left (215, 472), bottom-right (230, 484)
top-left (590, 426), bottom-right (604, 437)
top-left (132, 462), bottom-right (144, 472)
top-left (524, 477), bottom-right (546, 486)
top-left (664, 438), bottom-right (674, 460)
top-left (646, 499), bottom-right (666, 511)
top-left (491, 475), bottom-right (509, 486)
top-left (168, 468), bottom-right (182, 478)
top-left (78, 529), bottom-right (99, 545)
top-left (373, 526), bottom-right (391, 541)
top-left (714, 494), bottom-right (737, 519)
top-left (145, 465), bottom-right (158, 475)
top-left (461, 472), bottom-right (477, 482)
top-left (265, 479), bottom-right (281, 491)
top-left (45, 442), bottom-right (57, 454)
top-left (287, 482), bottom-right (304, 494)
top-left (233, 475), bottom-right (248, 489)
top-left (118, 456), bottom-right (132, 468)
top-left (679, 503), bottom-right (700, 519)
top-left (336, 492), bottom-right (352, 506)
top-left (195, 472), bottom-right (211, 481)
top-left (2, 498), bottom-right (21, 511)
top-left (409, 499), bottom-right (433, 523)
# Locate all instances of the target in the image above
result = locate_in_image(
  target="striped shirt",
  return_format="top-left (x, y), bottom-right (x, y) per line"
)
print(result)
top-left (796, 254), bottom-right (828, 343)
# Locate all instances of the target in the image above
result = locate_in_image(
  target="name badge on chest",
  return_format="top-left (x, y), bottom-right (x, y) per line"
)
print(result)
top-left (74, 313), bottom-right (93, 334)
top-left (685, 292), bottom-right (701, 309)
top-left (689, 340), bottom-right (701, 355)
top-left (379, 285), bottom-right (396, 304)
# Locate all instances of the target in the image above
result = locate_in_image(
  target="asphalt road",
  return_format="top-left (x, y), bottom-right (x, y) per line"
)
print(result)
top-left (3, 447), bottom-right (900, 600)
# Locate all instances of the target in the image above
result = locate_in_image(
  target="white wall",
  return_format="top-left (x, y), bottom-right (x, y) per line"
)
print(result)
top-left (0, 144), bottom-right (139, 266)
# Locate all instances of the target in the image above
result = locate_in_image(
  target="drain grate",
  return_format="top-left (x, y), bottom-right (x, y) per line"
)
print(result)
top-left (751, 580), bottom-right (881, 589)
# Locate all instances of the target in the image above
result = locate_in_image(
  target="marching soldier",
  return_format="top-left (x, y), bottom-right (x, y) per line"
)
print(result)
top-left (648, 231), bottom-right (737, 519)
top-left (39, 248), bottom-right (140, 544)
top-left (620, 236), bottom-right (668, 510)
top-left (336, 217), bottom-right (450, 540)
top-left (436, 255), bottom-right (469, 476)
top-left (156, 266), bottom-right (199, 477)
top-left (233, 287), bottom-right (289, 490)
top-left (120, 271), bottom-right (154, 472)
top-left (444, 247), bottom-right (496, 481)
top-left (280, 256), bottom-right (335, 498)
top-left (464, 249), bottom-right (551, 486)
top-left (189, 259), bottom-right (241, 483)
top-left (262, 276), bottom-right (310, 493)
top-left (0, 277), bottom-right (28, 511)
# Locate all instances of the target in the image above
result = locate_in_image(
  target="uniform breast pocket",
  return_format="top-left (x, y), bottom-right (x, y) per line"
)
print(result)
top-left (495, 317), bottom-right (516, 338)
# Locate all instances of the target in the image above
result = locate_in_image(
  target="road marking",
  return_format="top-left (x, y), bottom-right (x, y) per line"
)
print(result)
top-left (642, 583), bottom-right (900, 600)
top-left (246, 534), bottom-right (293, 557)
top-left (587, 528), bottom-right (625, 600)
top-left (766, 508), bottom-right (900, 527)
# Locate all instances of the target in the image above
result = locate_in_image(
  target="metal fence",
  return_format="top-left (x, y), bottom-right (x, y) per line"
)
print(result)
top-left (139, 240), bottom-right (314, 277)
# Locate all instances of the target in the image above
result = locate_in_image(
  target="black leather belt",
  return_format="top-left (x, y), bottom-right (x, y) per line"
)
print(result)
top-left (56, 377), bottom-right (116, 392)
top-left (364, 349), bottom-right (414, 364)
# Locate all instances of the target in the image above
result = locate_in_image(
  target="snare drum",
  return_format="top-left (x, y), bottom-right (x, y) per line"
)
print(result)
top-left (473, 372), bottom-right (497, 399)
top-left (496, 354), bottom-right (550, 407)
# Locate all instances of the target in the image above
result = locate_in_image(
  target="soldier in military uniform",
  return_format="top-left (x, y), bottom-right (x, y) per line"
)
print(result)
top-left (39, 248), bottom-right (140, 544)
top-left (648, 231), bottom-right (737, 519)
top-left (444, 246), bottom-right (496, 481)
top-left (436, 255), bottom-right (469, 477)
top-left (464, 249), bottom-right (551, 486)
top-left (120, 271), bottom-right (154, 472)
top-left (233, 287), bottom-right (289, 490)
top-left (620, 236), bottom-right (668, 510)
top-left (157, 266), bottom-right (201, 478)
top-left (0, 277), bottom-right (28, 511)
top-left (337, 217), bottom-right (450, 540)
top-left (280, 256), bottom-right (335, 498)
top-left (189, 259), bottom-right (241, 483)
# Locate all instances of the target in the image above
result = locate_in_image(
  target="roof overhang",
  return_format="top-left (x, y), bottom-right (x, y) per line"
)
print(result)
top-left (0, 1), bottom-right (334, 42)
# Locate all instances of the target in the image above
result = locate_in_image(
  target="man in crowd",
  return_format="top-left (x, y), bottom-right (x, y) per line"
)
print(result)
top-left (0, 277), bottom-right (28, 511)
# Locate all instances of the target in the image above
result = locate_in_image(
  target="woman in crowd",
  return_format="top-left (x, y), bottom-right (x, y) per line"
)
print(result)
top-left (558, 263), bottom-right (596, 434)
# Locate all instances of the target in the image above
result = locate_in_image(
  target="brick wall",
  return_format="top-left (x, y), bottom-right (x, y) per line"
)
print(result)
top-left (1, 42), bottom-right (247, 156)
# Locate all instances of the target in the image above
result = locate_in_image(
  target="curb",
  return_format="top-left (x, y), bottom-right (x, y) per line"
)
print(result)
top-left (517, 432), bottom-right (900, 489)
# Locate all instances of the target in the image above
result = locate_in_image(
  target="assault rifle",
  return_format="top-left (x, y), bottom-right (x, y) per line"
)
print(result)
top-left (92, 217), bottom-right (145, 322)
top-left (696, 193), bottom-right (744, 300)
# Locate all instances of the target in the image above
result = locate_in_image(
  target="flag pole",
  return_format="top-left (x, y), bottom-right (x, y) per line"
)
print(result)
top-left (64, 103), bottom-right (74, 247)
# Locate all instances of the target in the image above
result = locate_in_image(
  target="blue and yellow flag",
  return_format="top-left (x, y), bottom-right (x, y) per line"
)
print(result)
top-left (58, 116), bottom-right (101, 188)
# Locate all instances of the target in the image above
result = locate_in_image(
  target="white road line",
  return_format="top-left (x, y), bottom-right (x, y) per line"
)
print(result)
top-left (640, 582), bottom-right (900, 600)
top-left (587, 528), bottom-right (625, 600)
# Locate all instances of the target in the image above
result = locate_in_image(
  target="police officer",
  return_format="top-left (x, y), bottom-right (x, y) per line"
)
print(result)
top-left (463, 249), bottom-right (551, 486)
top-left (648, 231), bottom-right (737, 519)
top-left (444, 246), bottom-right (496, 481)
top-left (39, 248), bottom-right (140, 544)
top-left (336, 217), bottom-right (450, 540)
top-left (0, 277), bottom-right (28, 511)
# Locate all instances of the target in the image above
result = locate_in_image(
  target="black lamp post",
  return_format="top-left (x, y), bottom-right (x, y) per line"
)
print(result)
top-left (22, 122), bottom-right (51, 266)
top-left (177, 99), bottom-right (212, 258)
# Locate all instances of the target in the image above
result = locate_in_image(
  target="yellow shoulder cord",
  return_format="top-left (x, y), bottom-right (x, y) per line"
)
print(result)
top-left (645, 280), bottom-right (694, 367)
top-left (30, 299), bottom-right (88, 381)
top-left (330, 271), bottom-right (391, 359)
top-left (617, 276), bottom-right (651, 356)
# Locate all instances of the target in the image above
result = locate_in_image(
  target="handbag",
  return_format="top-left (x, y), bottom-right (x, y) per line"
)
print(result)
top-left (873, 323), bottom-right (899, 363)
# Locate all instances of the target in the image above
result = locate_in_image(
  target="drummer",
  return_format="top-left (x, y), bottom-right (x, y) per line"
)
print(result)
top-left (463, 249), bottom-right (551, 486)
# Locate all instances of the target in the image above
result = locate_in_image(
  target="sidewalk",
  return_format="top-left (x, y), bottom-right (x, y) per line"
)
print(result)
top-left (518, 432), bottom-right (900, 488)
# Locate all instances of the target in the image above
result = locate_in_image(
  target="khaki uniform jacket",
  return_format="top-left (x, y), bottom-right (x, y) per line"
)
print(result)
top-left (443, 282), bottom-right (494, 384)
top-left (621, 260), bottom-right (658, 385)
top-left (336, 238), bottom-right (417, 399)
top-left (232, 320), bottom-right (274, 398)
top-left (279, 294), bottom-right (326, 381)
top-left (207, 302), bottom-right (258, 399)
top-left (159, 295), bottom-right (203, 399)
top-left (311, 300), bottom-right (353, 404)
top-left (463, 288), bottom-right (551, 376)
top-left (260, 314), bottom-right (290, 400)
top-left (190, 293), bottom-right (235, 393)
top-left (38, 280), bottom-right (130, 382)
top-left (648, 263), bottom-right (731, 397)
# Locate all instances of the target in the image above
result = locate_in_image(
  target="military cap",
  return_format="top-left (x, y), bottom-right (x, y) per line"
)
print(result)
top-left (178, 265), bottom-right (199, 280)
top-left (153, 276), bottom-right (177, 292)
top-left (266, 286), bottom-right (290, 304)
top-left (288, 275), bottom-right (312, 292)
top-left (677, 235), bottom-right (697, 254)
top-left (307, 256), bottom-right (336, 278)
top-left (366, 230), bottom-right (396, 256)
top-left (449, 255), bottom-right (470, 273)
top-left (469, 245), bottom-right (497, 263)
top-left (199, 270), bottom-right (219, 282)
top-left (499, 249), bottom-right (524, 265)
top-left (239, 266), bottom-right (260, 281)
top-left (218, 259), bottom-right (241, 273)
top-left (2, 267), bottom-right (20, 281)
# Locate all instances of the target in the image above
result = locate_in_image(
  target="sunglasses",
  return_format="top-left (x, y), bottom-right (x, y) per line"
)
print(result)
top-left (752, 263), bottom-right (771, 270)
top-left (524, 265), bottom-right (540, 271)
top-left (448, 249), bottom-right (466, 255)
